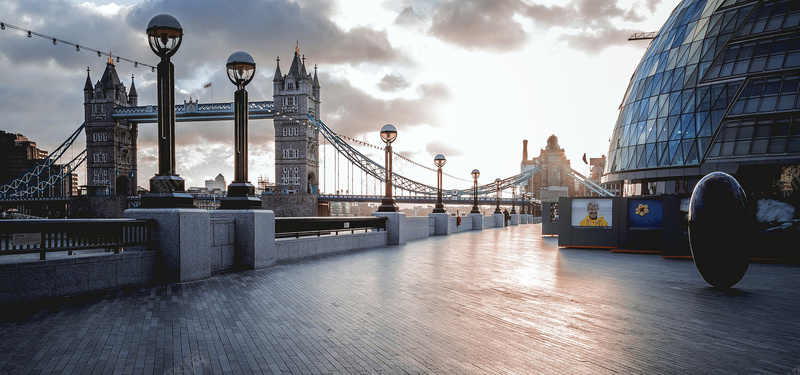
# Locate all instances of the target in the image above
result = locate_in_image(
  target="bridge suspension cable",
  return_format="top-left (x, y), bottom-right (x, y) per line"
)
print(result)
top-left (0, 21), bottom-right (156, 71)
top-left (6, 150), bottom-right (88, 198)
top-left (332, 132), bottom-right (469, 182)
top-left (1, 123), bottom-right (87, 198)
top-left (565, 168), bottom-right (616, 197)
top-left (309, 115), bottom-right (543, 196)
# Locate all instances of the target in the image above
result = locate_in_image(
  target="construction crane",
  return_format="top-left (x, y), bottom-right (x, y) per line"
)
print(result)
top-left (628, 32), bottom-right (657, 41)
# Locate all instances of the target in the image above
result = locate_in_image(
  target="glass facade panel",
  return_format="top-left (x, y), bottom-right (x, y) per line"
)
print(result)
top-left (605, 0), bottom-right (800, 194)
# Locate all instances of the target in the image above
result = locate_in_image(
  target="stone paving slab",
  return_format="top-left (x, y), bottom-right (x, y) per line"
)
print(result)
top-left (1, 224), bottom-right (800, 374)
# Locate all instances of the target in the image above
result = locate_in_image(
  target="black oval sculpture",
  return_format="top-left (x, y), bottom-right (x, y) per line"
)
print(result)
top-left (688, 172), bottom-right (752, 289)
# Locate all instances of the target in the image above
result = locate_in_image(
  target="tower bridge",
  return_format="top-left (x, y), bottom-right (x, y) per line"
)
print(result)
top-left (1, 44), bottom-right (612, 217)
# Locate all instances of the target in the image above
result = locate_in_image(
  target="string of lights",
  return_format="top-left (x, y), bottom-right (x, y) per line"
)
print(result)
top-left (0, 21), bottom-right (156, 71)
top-left (2, 20), bottom-right (469, 183)
top-left (335, 133), bottom-right (470, 182)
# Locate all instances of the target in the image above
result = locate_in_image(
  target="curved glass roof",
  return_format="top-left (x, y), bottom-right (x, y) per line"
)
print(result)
top-left (606, 0), bottom-right (800, 175)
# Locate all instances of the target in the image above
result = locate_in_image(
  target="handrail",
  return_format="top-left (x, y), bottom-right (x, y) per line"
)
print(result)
top-left (0, 219), bottom-right (155, 259)
top-left (275, 216), bottom-right (386, 239)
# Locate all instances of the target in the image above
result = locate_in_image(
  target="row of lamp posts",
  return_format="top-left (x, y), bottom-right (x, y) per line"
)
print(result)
top-left (141, 14), bottom-right (261, 209)
top-left (375, 124), bottom-right (529, 215)
top-left (142, 14), bottom-right (533, 214)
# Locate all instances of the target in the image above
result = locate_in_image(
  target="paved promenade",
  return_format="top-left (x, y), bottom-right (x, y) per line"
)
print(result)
top-left (1, 224), bottom-right (799, 374)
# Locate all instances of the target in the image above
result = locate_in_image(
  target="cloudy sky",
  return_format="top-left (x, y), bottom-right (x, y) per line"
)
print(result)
top-left (0, 0), bottom-right (675, 193)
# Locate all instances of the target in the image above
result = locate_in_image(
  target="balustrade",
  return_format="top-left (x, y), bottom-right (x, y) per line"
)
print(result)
top-left (0, 219), bottom-right (154, 259)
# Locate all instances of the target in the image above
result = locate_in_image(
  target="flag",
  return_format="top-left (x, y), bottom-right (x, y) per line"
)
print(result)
top-left (203, 82), bottom-right (212, 89)
top-left (582, 153), bottom-right (588, 164)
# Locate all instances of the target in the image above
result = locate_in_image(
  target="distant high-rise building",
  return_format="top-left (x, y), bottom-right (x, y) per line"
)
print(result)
top-left (0, 130), bottom-right (77, 196)
top-left (214, 173), bottom-right (226, 191)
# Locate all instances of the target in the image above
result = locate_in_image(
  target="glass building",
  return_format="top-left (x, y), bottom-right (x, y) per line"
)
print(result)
top-left (603, 0), bottom-right (800, 206)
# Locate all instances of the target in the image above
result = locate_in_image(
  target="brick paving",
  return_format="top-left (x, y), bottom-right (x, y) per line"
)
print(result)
top-left (1, 224), bottom-right (800, 374)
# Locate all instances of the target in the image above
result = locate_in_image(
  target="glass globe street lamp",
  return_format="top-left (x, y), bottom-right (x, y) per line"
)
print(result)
top-left (470, 169), bottom-right (480, 214)
top-left (519, 187), bottom-right (526, 215)
top-left (377, 124), bottom-right (399, 212)
top-left (142, 14), bottom-right (194, 208)
top-left (494, 178), bottom-right (502, 214)
top-left (221, 51), bottom-right (261, 209)
top-left (526, 192), bottom-right (533, 216)
top-left (432, 154), bottom-right (446, 213)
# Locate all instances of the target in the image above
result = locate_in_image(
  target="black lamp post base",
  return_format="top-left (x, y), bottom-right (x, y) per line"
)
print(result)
top-left (141, 175), bottom-right (195, 208)
top-left (140, 192), bottom-right (195, 208)
top-left (226, 182), bottom-right (255, 196)
top-left (220, 182), bottom-right (261, 209)
top-left (432, 203), bottom-right (446, 213)
top-left (377, 197), bottom-right (398, 212)
top-left (494, 207), bottom-right (502, 214)
top-left (220, 196), bottom-right (262, 209)
top-left (511, 208), bottom-right (517, 214)
top-left (470, 206), bottom-right (480, 214)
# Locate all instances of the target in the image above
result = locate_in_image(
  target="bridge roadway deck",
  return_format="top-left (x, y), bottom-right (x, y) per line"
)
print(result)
top-left (1, 224), bottom-right (799, 374)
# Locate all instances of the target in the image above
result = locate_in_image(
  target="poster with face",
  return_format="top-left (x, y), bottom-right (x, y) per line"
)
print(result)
top-left (572, 198), bottom-right (613, 227)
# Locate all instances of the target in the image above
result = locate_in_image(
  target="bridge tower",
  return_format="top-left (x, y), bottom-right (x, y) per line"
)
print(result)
top-left (83, 58), bottom-right (138, 195)
top-left (272, 43), bottom-right (320, 196)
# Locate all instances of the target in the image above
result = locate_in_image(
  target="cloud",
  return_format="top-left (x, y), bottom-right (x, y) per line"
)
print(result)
top-left (0, 1), bottom-right (148, 70)
top-left (377, 73), bottom-right (412, 92)
top-left (403, 0), bottom-right (662, 54)
top-left (395, 6), bottom-right (425, 27)
top-left (0, 0), bottom-right (414, 183)
top-left (642, 0), bottom-right (664, 13)
top-left (425, 141), bottom-right (464, 157)
top-left (429, 0), bottom-right (529, 52)
top-left (126, 0), bottom-right (406, 69)
top-left (559, 27), bottom-right (639, 54)
top-left (322, 77), bottom-right (452, 137)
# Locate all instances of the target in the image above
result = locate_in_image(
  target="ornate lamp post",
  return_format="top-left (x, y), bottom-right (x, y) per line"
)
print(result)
top-left (494, 178), bottom-right (502, 214)
top-left (221, 51), bottom-right (261, 209)
top-left (526, 192), bottom-right (533, 216)
top-left (470, 169), bottom-right (480, 214)
top-left (432, 154), bottom-right (446, 213)
top-left (519, 187), bottom-right (526, 214)
top-left (377, 124), bottom-right (399, 212)
top-left (511, 185), bottom-right (517, 214)
top-left (141, 14), bottom-right (194, 208)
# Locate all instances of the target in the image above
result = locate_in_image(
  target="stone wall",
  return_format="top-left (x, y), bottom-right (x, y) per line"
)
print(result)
top-left (405, 217), bottom-right (431, 241)
top-left (70, 195), bottom-right (128, 218)
top-left (0, 251), bottom-right (155, 304)
top-left (262, 194), bottom-right (319, 217)
top-left (451, 216), bottom-right (472, 233)
top-left (210, 218), bottom-right (235, 273)
top-left (275, 231), bottom-right (387, 262)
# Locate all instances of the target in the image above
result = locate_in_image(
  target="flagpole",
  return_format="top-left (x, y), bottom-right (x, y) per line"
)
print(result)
top-left (203, 81), bottom-right (214, 103)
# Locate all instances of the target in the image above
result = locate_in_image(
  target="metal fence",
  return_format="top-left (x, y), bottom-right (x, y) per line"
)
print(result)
top-left (0, 219), bottom-right (155, 259)
top-left (275, 217), bottom-right (387, 239)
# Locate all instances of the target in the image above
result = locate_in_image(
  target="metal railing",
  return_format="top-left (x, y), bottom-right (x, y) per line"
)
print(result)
top-left (275, 217), bottom-right (387, 239)
top-left (0, 219), bottom-right (155, 259)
